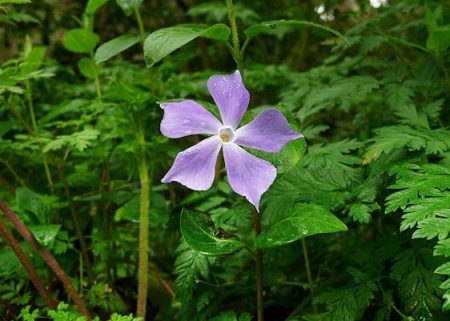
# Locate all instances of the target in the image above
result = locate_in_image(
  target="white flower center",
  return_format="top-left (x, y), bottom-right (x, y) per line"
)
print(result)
top-left (218, 127), bottom-right (235, 143)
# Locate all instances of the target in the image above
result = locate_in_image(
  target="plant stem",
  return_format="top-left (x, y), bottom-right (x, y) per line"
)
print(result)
top-left (301, 238), bottom-right (318, 316)
top-left (226, 0), bottom-right (243, 71)
top-left (0, 198), bottom-right (91, 320)
top-left (252, 207), bottom-right (264, 321)
top-left (89, 53), bottom-right (103, 100)
top-left (0, 217), bottom-right (58, 309)
top-left (25, 80), bottom-right (54, 190)
top-left (136, 144), bottom-right (151, 319)
top-left (56, 162), bottom-right (94, 283)
top-left (135, 7), bottom-right (146, 41)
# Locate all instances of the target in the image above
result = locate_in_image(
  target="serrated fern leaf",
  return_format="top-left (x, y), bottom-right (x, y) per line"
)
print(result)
top-left (364, 126), bottom-right (450, 163)
top-left (174, 240), bottom-right (211, 303)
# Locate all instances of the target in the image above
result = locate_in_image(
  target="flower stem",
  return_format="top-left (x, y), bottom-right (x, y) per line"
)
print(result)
top-left (226, 0), bottom-right (243, 71)
top-left (252, 207), bottom-right (264, 321)
top-left (0, 216), bottom-right (58, 309)
top-left (136, 143), bottom-right (151, 319)
top-left (0, 198), bottom-right (91, 319)
top-left (301, 238), bottom-right (319, 317)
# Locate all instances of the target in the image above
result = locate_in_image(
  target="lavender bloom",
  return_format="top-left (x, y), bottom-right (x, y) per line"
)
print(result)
top-left (160, 71), bottom-right (303, 210)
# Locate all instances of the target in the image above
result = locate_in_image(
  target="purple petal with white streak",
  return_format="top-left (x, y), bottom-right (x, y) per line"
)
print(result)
top-left (223, 143), bottom-right (276, 211)
top-left (160, 100), bottom-right (222, 138)
top-left (161, 136), bottom-right (221, 190)
top-left (235, 108), bottom-right (303, 152)
top-left (207, 70), bottom-right (249, 129)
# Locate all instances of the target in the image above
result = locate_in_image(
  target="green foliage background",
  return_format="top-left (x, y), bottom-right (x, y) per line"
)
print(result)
top-left (0, 0), bottom-right (449, 320)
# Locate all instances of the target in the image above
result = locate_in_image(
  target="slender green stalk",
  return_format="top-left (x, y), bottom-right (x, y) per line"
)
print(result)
top-left (136, 130), bottom-right (151, 319)
top-left (252, 207), bottom-right (264, 321)
top-left (89, 53), bottom-right (103, 100)
top-left (25, 80), bottom-right (54, 189)
top-left (301, 238), bottom-right (318, 317)
top-left (135, 7), bottom-right (146, 41)
top-left (94, 73), bottom-right (102, 99)
top-left (226, 0), bottom-right (243, 71)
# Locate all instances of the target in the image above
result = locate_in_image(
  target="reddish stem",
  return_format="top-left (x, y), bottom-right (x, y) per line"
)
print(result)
top-left (0, 217), bottom-right (58, 309)
top-left (0, 198), bottom-right (91, 320)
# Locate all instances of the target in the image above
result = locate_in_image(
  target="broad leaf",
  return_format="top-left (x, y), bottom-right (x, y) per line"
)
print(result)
top-left (64, 29), bottom-right (99, 54)
top-left (256, 203), bottom-right (347, 248)
top-left (95, 34), bottom-right (141, 64)
top-left (77, 57), bottom-right (97, 79)
top-left (426, 25), bottom-right (450, 52)
top-left (16, 187), bottom-right (49, 222)
top-left (180, 209), bottom-right (242, 255)
top-left (144, 24), bottom-right (230, 66)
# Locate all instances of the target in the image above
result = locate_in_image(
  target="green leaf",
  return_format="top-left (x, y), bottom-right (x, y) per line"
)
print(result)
top-left (144, 24), bottom-right (230, 66)
top-left (29, 225), bottom-right (61, 246)
top-left (63, 29), bottom-right (99, 54)
top-left (426, 25), bottom-right (450, 52)
top-left (77, 57), bottom-right (97, 79)
top-left (85, 0), bottom-right (109, 15)
top-left (0, 0), bottom-right (30, 4)
top-left (94, 35), bottom-right (141, 64)
top-left (115, 0), bottom-right (142, 16)
top-left (180, 209), bottom-right (242, 255)
top-left (243, 20), bottom-right (349, 49)
top-left (363, 126), bottom-right (450, 163)
top-left (43, 128), bottom-right (100, 152)
top-left (256, 203), bottom-right (347, 249)
top-left (174, 240), bottom-right (211, 303)
top-left (254, 137), bottom-right (306, 174)
top-left (16, 187), bottom-right (49, 221)
top-left (114, 192), bottom-right (168, 228)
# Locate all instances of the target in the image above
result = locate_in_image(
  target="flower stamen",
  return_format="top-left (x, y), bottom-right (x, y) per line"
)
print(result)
top-left (218, 127), bottom-right (235, 143)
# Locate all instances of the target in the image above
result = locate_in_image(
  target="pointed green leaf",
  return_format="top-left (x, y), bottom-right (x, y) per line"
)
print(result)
top-left (144, 24), bottom-right (230, 66)
top-left (29, 225), bottom-right (61, 246)
top-left (180, 209), bottom-right (242, 255)
top-left (256, 203), bottom-right (347, 249)
top-left (95, 34), bottom-right (141, 64)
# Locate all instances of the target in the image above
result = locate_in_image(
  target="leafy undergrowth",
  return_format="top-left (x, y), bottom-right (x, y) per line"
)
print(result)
top-left (1, 0), bottom-right (450, 321)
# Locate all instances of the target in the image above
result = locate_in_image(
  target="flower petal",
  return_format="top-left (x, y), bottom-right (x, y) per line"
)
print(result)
top-left (161, 136), bottom-right (222, 190)
top-left (207, 70), bottom-right (250, 129)
top-left (235, 108), bottom-right (303, 152)
top-left (223, 143), bottom-right (276, 210)
top-left (160, 100), bottom-right (222, 138)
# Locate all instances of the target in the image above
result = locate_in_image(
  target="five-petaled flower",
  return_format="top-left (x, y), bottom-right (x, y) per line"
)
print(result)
top-left (160, 70), bottom-right (303, 211)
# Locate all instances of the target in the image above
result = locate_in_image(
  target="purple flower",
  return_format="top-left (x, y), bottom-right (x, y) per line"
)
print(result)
top-left (160, 70), bottom-right (302, 210)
